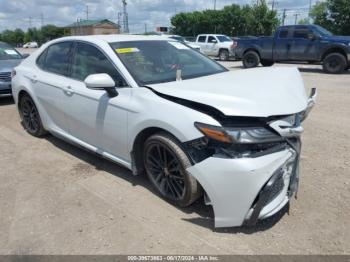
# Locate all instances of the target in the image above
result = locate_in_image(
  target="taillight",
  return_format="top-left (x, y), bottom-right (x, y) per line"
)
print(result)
top-left (231, 41), bottom-right (238, 49)
top-left (11, 69), bottom-right (16, 78)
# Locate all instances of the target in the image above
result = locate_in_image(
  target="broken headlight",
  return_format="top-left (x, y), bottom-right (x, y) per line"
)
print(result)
top-left (195, 122), bottom-right (282, 144)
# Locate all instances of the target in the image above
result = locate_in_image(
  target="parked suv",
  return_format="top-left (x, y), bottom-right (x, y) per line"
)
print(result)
top-left (235, 25), bottom-right (350, 74)
top-left (195, 34), bottom-right (236, 60)
top-left (12, 35), bottom-right (315, 228)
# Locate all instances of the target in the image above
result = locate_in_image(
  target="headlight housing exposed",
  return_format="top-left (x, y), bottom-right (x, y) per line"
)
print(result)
top-left (195, 122), bottom-right (282, 144)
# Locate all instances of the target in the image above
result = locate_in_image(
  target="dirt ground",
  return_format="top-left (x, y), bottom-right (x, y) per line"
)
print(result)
top-left (0, 56), bottom-right (349, 254)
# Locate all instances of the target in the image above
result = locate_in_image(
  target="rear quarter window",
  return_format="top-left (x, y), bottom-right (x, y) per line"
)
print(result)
top-left (43, 42), bottom-right (73, 76)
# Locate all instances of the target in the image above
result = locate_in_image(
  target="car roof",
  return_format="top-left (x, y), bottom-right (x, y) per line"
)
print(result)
top-left (198, 34), bottom-right (226, 36)
top-left (55, 34), bottom-right (173, 43)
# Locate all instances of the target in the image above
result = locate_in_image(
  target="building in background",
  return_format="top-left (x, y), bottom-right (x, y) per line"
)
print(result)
top-left (65, 19), bottom-right (120, 35)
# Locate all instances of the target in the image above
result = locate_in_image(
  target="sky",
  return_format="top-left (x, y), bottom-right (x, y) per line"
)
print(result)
top-left (0, 0), bottom-right (315, 33)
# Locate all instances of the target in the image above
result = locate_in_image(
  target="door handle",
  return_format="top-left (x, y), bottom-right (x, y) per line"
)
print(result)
top-left (63, 85), bottom-right (74, 96)
top-left (30, 75), bottom-right (37, 83)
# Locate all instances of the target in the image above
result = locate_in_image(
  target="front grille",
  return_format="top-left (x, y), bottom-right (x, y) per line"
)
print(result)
top-left (0, 72), bottom-right (11, 82)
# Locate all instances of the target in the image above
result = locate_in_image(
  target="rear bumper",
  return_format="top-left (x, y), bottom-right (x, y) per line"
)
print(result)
top-left (187, 148), bottom-right (298, 228)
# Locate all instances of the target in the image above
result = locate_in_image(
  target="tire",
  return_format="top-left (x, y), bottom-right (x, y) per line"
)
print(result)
top-left (219, 49), bottom-right (229, 61)
top-left (261, 60), bottom-right (274, 67)
top-left (322, 53), bottom-right (346, 74)
top-left (19, 94), bottom-right (46, 137)
top-left (143, 133), bottom-right (202, 207)
top-left (243, 51), bottom-right (260, 68)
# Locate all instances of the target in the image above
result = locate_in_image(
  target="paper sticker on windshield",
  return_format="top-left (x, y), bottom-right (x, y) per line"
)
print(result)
top-left (4, 49), bottom-right (17, 55)
top-left (168, 41), bottom-right (190, 50)
top-left (115, 47), bottom-right (140, 54)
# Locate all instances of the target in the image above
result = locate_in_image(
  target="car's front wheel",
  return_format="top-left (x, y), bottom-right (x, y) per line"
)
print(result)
top-left (19, 94), bottom-right (46, 137)
top-left (322, 53), bottom-right (346, 74)
top-left (143, 133), bottom-right (202, 207)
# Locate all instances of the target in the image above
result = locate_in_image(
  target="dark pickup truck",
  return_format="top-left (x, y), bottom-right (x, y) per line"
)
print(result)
top-left (235, 25), bottom-right (350, 74)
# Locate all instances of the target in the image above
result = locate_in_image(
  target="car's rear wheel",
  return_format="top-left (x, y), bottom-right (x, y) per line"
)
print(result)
top-left (219, 49), bottom-right (229, 61)
top-left (322, 53), bottom-right (346, 74)
top-left (19, 94), bottom-right (46, 137)
top-left (243, 51), bottom-right (260, 68)
top-left (143, 133), bottom-right (202, 207)
top-left (261, 60), bottom-right (274, 67)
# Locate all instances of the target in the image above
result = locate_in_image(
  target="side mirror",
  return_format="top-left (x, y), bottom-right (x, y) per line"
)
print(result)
top-left (308, 33), bottom-right (316, 41)
top-left (210, 39), bottom-right (218, 43)
top-left (84, 73), bottom-right (118, 98)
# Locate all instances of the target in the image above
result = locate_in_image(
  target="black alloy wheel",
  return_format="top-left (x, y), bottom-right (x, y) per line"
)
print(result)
top-left (143, 133), bottom-right (201, 207)
top-left (19, 94), bottom-right (46, 137)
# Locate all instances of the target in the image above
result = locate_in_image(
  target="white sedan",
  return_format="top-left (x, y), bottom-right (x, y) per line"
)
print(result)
top-left (11, 35), bottom-right (316, 228)
top-left (23, 42), bottom-right (38, 48)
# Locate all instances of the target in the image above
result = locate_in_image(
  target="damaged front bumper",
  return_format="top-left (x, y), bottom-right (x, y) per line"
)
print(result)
top-left (187, 146), bottom-right (299, 228)
top-left (186, 88), bottom-right (316, 228)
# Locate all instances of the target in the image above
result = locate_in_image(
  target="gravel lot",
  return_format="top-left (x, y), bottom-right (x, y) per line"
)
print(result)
top-left (1, 52), bottom-right (350, 254)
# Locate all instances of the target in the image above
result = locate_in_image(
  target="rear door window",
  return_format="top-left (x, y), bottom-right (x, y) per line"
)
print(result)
top-left (44, 42), bottom-right (73, 76)
top-left (279, 29), bottom-right (289, 38)
top-left (293, 29), bottom-right (310, 39)
top-left (71, 42), bottom-right (127, 87)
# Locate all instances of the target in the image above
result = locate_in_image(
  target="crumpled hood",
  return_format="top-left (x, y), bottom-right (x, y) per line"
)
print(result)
top-left (0, 59), bottom-right (23, 73)
top-left (149, 67), bottom-right (308, 117)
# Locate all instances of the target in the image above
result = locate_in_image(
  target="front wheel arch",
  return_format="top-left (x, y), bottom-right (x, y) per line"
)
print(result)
top-left (132, 127), bottom-right (188, 176)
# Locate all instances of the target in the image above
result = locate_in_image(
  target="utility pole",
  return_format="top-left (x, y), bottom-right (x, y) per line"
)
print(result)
top-left (144, 23), bottom-right (147, 34)
top-left (40, 13), bottom-right (44, 28)
top-left (308, 0), bottom-right (312, 23)
top-left (282, 9), bottom-right (287, 26)
top-left (294, 13), bottom-right (299, 25)
top-left (269, 0), bottom-right (277, 11)
top-left (214, 0), bottom-right (216, 10)
top-left (85, 5), bottom-right (89, 20)
top-left (29, 16), bottom-right (32, 28)
top-left (122, 0), bottom-right (129, 33)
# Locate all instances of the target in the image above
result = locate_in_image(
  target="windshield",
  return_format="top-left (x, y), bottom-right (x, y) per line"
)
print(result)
top-left (314, 25), bottom-right (333, 36)
top-left (169, 36), bottom-right (186, 43)
top-left (111, 40), bottom-right (227, 85)
top-left (216, 35), bottom-right (232, 42)
top-left (0, 43), bottom-right (22, 60)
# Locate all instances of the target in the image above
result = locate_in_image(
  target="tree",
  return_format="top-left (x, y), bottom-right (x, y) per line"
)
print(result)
top-left (40, 25), bottom-right (66, 42)
top-left (0, 30), bottom-right (17, 45)
top-left (171, 1), bottom-right (279, 37)
top-left (310, 1), bottom-right (333, 31)
top-left (310, 0), bottom-right (350, 35)
top-left (327, 0), bottom-right (350, 35)
top-left (298, 18), bottom-right (310, 25)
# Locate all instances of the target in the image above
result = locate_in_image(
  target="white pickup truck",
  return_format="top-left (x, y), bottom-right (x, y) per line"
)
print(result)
top-left (195, 34), bottom-right (236, 60)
